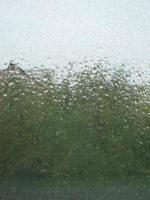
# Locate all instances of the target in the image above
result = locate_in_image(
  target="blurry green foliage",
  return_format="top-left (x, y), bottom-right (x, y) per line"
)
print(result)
top-left (0, 63), bottom-right (150, 181)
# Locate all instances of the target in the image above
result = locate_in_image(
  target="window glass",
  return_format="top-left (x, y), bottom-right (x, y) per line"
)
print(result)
top-left (0, 1), bottom-right (150, 199)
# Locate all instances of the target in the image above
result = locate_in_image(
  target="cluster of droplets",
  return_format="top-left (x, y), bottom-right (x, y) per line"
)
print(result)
top-left (0, 60), bottom-right (150, 179)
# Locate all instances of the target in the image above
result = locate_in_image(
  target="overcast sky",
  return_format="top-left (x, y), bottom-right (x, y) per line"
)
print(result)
top-left (0, 0), bottom-right (150, 69)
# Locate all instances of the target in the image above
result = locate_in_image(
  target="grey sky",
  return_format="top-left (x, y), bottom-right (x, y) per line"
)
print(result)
top-left (0, 0), bottom-right (150, 69)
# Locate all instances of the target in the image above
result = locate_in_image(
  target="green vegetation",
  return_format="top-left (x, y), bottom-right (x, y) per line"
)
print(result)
top-left (0, 63), bottom-right (150, 181)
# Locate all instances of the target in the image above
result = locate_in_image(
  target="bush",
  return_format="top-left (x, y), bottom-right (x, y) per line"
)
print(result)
top-left (0, 63), bottom-right (150, 181)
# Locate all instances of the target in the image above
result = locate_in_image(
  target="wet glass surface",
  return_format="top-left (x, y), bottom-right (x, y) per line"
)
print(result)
top-left (0, 62), bottom-right (150, 199)
top-left (0, 1), bottom-right (150, 199)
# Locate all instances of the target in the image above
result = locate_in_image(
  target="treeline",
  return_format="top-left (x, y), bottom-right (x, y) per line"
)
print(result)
top-left (0, 63), bottom-right (150, 181)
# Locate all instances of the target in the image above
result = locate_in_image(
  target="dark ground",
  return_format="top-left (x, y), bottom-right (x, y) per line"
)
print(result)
top-left (0, 177), bottom-right (150, 200)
